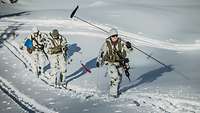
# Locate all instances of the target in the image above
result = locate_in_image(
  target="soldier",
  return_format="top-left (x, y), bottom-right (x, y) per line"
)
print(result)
top-left (96, 28), bottom-right (133, 98)
top-left (25, 26), bottom-right (48, 77)
top-left (46, 29), bottom-right (68, 86)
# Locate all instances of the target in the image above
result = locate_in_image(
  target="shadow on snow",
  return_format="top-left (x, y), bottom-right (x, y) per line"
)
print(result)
top-left (67, 43), bottom-right (81, 59)
top-left (43, 43), bottom-right (81, 73)
top-left (0, 22), bottom-right (24, 48)
top-left (119, 65), bottom-right (174, 93)
top-left (0, 11), bottom-right (30, 48)
top-left (0, 11), bottom-right (30, 19)
top-left (64, 57), bottom-right (97, 86)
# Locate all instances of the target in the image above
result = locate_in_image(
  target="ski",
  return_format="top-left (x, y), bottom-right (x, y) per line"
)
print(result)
top-left (4, 41), bottom-right (33, 71)
top-left (80, 62), bottom-right (92, 73)
top-left (39, 76), bottom-right (94, 99)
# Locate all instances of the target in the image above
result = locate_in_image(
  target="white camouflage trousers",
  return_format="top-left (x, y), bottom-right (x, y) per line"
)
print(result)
top-left (31, 51), bottom-right (46, 77)
top-left (49, 53), bottom-right (67, 85)
top-left (107, 64), bottom-right (123, 97)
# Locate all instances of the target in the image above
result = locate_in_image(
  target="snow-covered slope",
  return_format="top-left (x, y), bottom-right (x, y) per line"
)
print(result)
top-left (1, 0), bottom-right (200, 113)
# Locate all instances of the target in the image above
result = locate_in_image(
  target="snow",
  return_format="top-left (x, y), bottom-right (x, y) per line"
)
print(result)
top-left (88, 1), bottom-right (108, 7)
top-left (0, 76), bottom-right (57, 113)
top-left (2, 18), bottom-right (200, 51)
top-left (1, 0), bottom-right (200, 113)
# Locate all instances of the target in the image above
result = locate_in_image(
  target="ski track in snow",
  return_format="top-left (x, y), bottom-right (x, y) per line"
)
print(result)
top-left (1, 38), bottom-right (200, 113)
top-left (89, 91), bottom-right (200, 113)
top-left (0, 76), bottom-right (57, 113)
top-left (122, 92), bottom-right (200, 113)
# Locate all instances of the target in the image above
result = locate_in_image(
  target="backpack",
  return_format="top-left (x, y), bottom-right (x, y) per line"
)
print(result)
top-left (104, 38), bottom-right (126, 62)
top-left (48, 33), bottom-right (63, 54)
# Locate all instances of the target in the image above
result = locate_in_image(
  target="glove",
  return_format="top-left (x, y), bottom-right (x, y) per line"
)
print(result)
top-left (19, 45), bottom-right (24, 50)
top-left (96, 62), bottom-right (100, 67)
top-left (126, 41), bottom-right (132, 49)
top-left (27, 48), bottom-right (33, 54)
top-left (40, 44), bottom-right (44, 50)
top-left (124, 58), bottom-right (129, 63)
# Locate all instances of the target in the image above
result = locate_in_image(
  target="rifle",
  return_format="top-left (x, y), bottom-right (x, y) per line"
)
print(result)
top-left (115, 50), bottom-right (131, 82)
top-left (119, 57), bottom-right (131, 82)
top-left (31, 34), bottom-right (49, 60)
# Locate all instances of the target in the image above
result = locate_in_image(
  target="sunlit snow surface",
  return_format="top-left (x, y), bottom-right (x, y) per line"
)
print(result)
top-left (0, 0), bottom-right (200, 113)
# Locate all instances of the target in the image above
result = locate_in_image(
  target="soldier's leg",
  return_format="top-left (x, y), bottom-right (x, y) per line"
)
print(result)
top-left (31, 52), bottom-right (39, 77)
top-left (37, 52), bottom-right (42, 76)
top-left (59, 54), bottom-right (67, 83)
top-left (49, 55), bottom-right (58, 85)
top-left (108, 65), bottom-right (121, 97)
top-left (117, 67), bottom-right (123, 95)
top-left (38, 52), bottom-right (46, 75)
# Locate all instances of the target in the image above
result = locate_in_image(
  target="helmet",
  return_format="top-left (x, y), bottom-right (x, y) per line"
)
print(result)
top-left (52, 29), bottom-right (59, 38)
top-left (108, 28), bottom-right (118, 38)
top-left (32, 26), bottom-right (39, 33)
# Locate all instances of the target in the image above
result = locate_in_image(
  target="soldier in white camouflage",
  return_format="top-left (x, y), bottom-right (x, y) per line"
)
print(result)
top-left (46, 29), bottom-right (68, 86)
top-left (96, 28), bottom-right (133, 98)
top-left (26, 26), bottom-right (48, 77)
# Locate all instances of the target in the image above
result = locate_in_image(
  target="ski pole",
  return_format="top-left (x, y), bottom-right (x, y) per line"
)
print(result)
top-left (70, 6), bottom-right (109, 33)
top-left (70, 6), bottom-right (168, 68)
top-left (70, 5), bottom-right (189, 80)
top-left (0, 40), bottom-right (28, 68)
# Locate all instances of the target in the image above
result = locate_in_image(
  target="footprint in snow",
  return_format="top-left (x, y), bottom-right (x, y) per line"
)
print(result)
top-left (127, 103), bottom-right (135, 107)
top-left (47, 98), bottom-right (54, 101)
top-left (4, 69), bottom-right (8, 72)
top-left (57, 93), bottom-right (61, 96)
top-left (6, 107), bottom-right (12, 110)
top-left (24, 74), bottom-right (28, 77)
top-left (4, 62), bottom-right (9, 64)
top-left (12, 76), bottom-right (16, 78)
top-left (12, 64), bottom-right (17, 68)
top-left (49, 102), bottom-right (55, 105)
top-left (83, 109), bottom-right (89, 112)
top-left (115, 110), bottom-right (122, 113)
top-left (12, 66), bottom-right (16, 69)
top-left (1, 93), bottom-right (6, 96)
top-left (2, 101), bottom-right (7, 104)
top-left (64, 106), bottom-right (69, 110)
top-left (92, 103), bottom-right (98, 106)
top-left (2, 57), bottom-right (7, 60)
top-left (21, 82), bottom-right (26, 85)
top-left (34, 92), bottom-right (40, 95)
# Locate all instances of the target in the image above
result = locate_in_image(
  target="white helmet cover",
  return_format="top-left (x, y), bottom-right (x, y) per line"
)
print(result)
top-left (32, 26), bottom-right (39, 33)
top-left (108, 28), bottom-right (118, 37)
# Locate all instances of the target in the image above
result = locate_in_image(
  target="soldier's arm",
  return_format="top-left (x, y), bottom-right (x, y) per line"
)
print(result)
top-left (21, 34), bottom-right (32, 50)
top-left (122, 40), bottom-right (133, 52)
top-left (44, 37), bottom-right (52, 54)
top-left (41, 33), bottom-right (48, 41)
top-left (97, 42), bottom-right (108, 66)
top-left (61, 35), bottom-right (68, 52)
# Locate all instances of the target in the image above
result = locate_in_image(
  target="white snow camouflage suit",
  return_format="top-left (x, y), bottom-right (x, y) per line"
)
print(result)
top-left (97, 37), bottom-right (131, 97)
top-left (26, 31), bottom-right (48, 77)
top-left (46, 32), bottom-right (67, 86)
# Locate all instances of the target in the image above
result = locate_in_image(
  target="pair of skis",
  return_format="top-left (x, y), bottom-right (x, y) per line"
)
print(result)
top-left (39, 75), bottom-right (94, 99)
